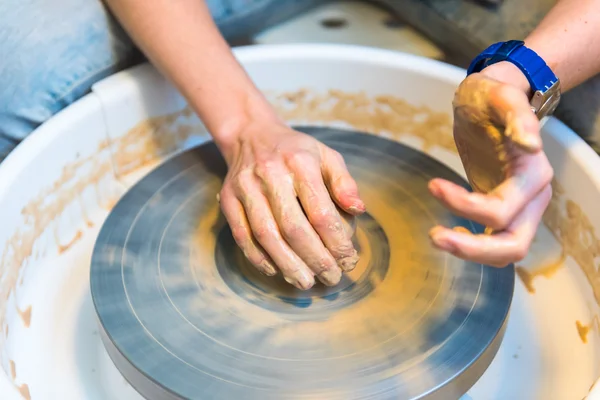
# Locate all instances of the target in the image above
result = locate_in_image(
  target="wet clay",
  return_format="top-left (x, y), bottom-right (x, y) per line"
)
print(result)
top-left (7, 360), bottom-right (31, 400)
top-left (266, 89), bottom-right (455, 153)
top-left (1, 86), bottom-right (599, 387)
top-left (0, 105), bottom-right (205, 349)
top-left (450, 76), bottom-right (512, 194)
top-left (543, 181), bottom-right (600, 304)
top-left (16, 305), bottom-right (31, 328)
top-left (452, 226), bottom-right (471, 234)
top-left (515, 252), bottom-right (566, 294)
top-left (267, 88), bottom-right (600, 305)
top-left (576, 320), bottom-right (592, 344)
top-left (91, 128), bottom-right (512, 399)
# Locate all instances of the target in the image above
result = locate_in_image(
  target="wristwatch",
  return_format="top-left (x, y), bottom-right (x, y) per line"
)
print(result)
top-left (467, 40), bottom-right (561, 121)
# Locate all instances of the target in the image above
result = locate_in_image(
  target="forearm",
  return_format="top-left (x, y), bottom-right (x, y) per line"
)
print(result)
top-left (103, 0), bottom-right (279, 159)
top-left (525, 0), bottom-right (600, 92)
top-left (481, 0), bottom-right (600, 100)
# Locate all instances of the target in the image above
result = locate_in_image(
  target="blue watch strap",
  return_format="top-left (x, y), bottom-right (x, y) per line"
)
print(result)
top-left (467, 40), bottom-right (558, 93)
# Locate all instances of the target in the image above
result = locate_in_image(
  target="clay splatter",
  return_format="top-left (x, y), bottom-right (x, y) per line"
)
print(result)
top-left (576, 320), bottom-right (592, 344)
top-left (515, 251), bottom-right (566, 294)
top-left (16, 305), bottom-right (32, 328)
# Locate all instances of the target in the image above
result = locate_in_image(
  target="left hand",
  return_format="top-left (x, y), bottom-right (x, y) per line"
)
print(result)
top-left (427, 62), bottom-right (554, 267)
top-left (217, 120), bottom-right (364, 289)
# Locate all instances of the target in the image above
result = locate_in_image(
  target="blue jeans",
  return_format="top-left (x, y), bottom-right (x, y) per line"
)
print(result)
top-left (0, 0), bottom-right (324, 161)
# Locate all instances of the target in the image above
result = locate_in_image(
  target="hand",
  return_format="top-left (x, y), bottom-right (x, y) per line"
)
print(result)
top-left (218, 122), bottom-right (365, 289)
top-left (428, 61), bottom-right (554, 267)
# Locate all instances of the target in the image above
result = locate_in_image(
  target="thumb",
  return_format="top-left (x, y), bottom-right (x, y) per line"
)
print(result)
top-left (487, 78), bottom-right (542, 153)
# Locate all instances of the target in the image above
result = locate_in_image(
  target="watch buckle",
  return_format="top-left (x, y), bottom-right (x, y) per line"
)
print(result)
top-left (530, 80), bottom-right (561, 120)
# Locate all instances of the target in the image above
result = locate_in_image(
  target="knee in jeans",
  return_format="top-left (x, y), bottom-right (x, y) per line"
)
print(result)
top-left (0, 0), bottom-right (140, 141)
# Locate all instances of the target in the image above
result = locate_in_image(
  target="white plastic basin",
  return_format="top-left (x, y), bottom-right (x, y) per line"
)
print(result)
top-left (0, 44), bottom-right (599, 399)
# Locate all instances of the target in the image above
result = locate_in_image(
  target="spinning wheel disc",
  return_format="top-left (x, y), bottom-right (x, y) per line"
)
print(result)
top-left (90, 127), bottom-right (514, 400)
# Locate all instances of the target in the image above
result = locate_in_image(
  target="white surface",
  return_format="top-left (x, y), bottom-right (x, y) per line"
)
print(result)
top-left (253, 1), bottom-right (444, 60)
top-left (0, 44), bottom-right (599, 399)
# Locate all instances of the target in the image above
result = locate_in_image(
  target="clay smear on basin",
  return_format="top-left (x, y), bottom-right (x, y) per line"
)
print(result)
top-left (0, 105), bottom-right (205, 396)
top-left (576, 317), bottom-right (600, 344)
top-left (7, 360), bottom-right (30, 400)
top-left (0, 88), bottom-right (599, 395)
top-left (516, 252), bottom-right (566, 294)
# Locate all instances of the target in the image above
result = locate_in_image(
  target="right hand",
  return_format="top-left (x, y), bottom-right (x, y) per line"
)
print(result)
top-left (217, 120), bottom-right (365, 290)
top-left (428, 61), bottom-right (554, 267)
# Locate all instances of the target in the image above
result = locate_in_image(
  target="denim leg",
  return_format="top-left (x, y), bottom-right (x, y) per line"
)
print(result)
top-left (0, 0), bottom-right (322, 161)
top-left (0, 0), bottom-right (143, 158)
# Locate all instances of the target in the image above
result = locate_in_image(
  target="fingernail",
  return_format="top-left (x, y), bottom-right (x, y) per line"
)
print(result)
top-left (515, 133), bottom-right (542, 152)
top-left (432, 237), bottom-right (457, 253)
top-left (429, 228), bottom-right (457, 253)
top-left (318, 268), bottom-right (342, 286)
top-left (348, 202), bottom-right (366, 215)
top-left (259, 260), bottom-right (277, 276)
top-left (428, 180), bottom-right (442, 197)
top-left (508, 119), bottom-right (542, 152)
top-left (338, 250), bottom-right (359, 272)
top-left (284, 273), bottom-right (314, 290)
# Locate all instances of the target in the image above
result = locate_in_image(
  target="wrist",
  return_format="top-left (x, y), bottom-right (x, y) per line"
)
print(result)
top-left (197, 90), bottom-right (281, 165)
top-left (480, 61), bottom-right (532, 96)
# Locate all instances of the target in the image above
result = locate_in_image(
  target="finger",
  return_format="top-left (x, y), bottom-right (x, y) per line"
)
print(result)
top-left (257, 166), bottom-right (343, 286)
top-left (321, 148), bottom-right (366, 215)
top-left (234, 174), bottom-right (315, 290)
top-left (488, 81), bottom-right (542, 152)
top-left (337, 205), bottom-right (357, 238)
top-left (429, 184), bottom-right (552, 267)
top-left (457, 74), bottom-right (541, 153)
top-left (291, 156), bottom-right (359, 272)
top-left (428, 153), bottom-right (552, 230)
top-left (219, 191), bottom-right (277, 276)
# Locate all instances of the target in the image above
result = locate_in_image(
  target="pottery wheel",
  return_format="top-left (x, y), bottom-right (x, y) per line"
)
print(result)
top-left (90, 127), bottom-right (514, 400)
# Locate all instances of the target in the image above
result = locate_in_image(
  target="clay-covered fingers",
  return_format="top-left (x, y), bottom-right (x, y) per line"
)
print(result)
top-left (256, 162), bottom-right (344, 286)
top-left (487, 80), bottom-right (542, 152)
top-left (223, 173), bottom-right (316, 290)
top-left (218, 190), bottom-right (277, 276)
top-left (321, 148), bottom-right (366, 215)
top-left (288, 152), bottom-right (359, 273)
top-left (428, 152), bottom-right (553, 231)
top-left (457, 74), bottom-right (541, 152)
top-left (429, 184), bottom-right (552, 267)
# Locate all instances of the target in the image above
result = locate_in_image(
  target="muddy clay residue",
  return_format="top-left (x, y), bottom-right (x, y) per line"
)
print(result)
top-left (543, 180), bottom-right (600, 304)
top-left (109, 106), bottom-right (203, 176)
top-left (16, 305), bottom-right (31, 328)
top-left (185, 180), bottom-right (462, 368)
top-left (267, 89), bottom-right (456, 154)
top-left (515, 251), bottom-right (566, 294)
top-left (0, 102), bottom-right (206, 383)
top-left (575, 317), bottom-right (600, 345)
top-left (0, 150), bottom-right (114, 338)
top-left (576, 320), bottom-right (592, 344)
top-left (0, 87), bottom-right (599, 389)
top-left (7, 360), bottom-right (30, 400)
top-left (268, 89), bottom-right (600, 304)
